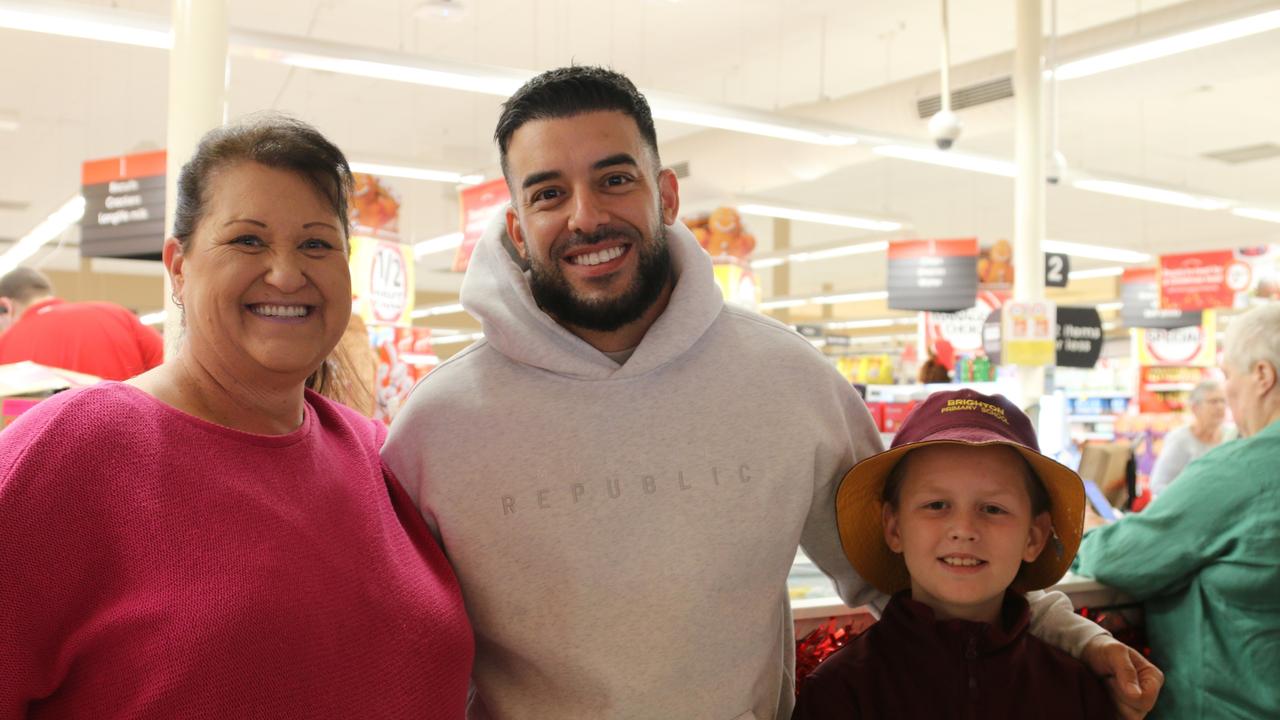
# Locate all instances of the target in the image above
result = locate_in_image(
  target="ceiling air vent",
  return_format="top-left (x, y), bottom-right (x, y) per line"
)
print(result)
top-left (669, 161), bottom-right (690, 179)
top-left (917, 76), bottom-right (1014, 118)
top-left (1202, 142), bottom-right (1280, 164)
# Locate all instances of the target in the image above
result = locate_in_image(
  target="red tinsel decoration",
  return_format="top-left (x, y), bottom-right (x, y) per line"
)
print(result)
top-left (794, 615), bottom-right (877, 694)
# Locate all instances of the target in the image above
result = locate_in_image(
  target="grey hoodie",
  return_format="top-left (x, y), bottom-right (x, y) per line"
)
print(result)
top-left (383, 214), bottom-right (1103, 719)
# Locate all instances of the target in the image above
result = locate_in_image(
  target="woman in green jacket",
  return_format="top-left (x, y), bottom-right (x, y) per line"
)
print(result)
top-left (1074, 302), bottom-right (1280, 719)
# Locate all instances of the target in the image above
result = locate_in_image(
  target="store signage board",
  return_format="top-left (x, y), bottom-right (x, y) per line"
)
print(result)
top-left (452, 178), bottom-right (510, 273)
top-left (1044, 253), bottom-right (1070, 288)
top-left (1121, 268), bottom-right (1201, 329)
top-left (80, 150), bottom-right (166, 260)
top-left (1002, 301), bottom-right (1056, 366)
top-left (1056, 306), bottom-right (1103, 368)
top-left (349, 173), bottom-right (402, 240)
top-left (887, 238), bottom-right (979, 312)
top-left (1158, 250), bottom-right (1247, 310)
top-left (1135, 310), bottom-right (1216, 367)
top-left (923, 289), bottom-right (1006, 359)
top-left (1159, 246), bottom-right (1280, 310)
top-left (350, 236), bottom-right (415, 327)
top-left (982, 307), bottom-right (1002, 365)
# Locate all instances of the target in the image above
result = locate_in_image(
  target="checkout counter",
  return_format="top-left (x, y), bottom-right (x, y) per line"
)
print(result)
top-left (788, 550), bottom-right (1134, 639)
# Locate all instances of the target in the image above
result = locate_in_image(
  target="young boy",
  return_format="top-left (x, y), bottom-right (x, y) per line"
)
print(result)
top-left (794, 389), bottom-right (1113, 719)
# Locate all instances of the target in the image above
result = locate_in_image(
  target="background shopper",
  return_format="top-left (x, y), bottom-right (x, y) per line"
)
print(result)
top-left (0, 266), bottom-right (162, 380)
top-left (1073, 303), bottom-right (1280, 719)
top-left (1147, 380), bottom-right (1235, 499)
top-left (0, 114), bottom-right (472, 719)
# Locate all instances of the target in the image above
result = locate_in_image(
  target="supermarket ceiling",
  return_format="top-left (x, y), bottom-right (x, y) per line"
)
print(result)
top-left (1, 0), bottom-right (1279, 316)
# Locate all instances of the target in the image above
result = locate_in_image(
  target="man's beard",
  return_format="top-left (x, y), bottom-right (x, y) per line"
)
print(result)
top-left (527, 220), bottom-right (673, 333)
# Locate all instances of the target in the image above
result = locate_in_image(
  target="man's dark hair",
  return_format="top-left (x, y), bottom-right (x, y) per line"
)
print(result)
top-left (0, 267), bottom-right (54, 303)
top-left (171, 112), bottom-right (353, 249)
top-left (494, 66), bottom-right (660, 180)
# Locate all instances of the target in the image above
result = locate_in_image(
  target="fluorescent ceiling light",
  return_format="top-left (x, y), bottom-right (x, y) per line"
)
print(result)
top-left (811, 290), bottom-right (889, 305)
top-left (139, 310), bottom-right (166, 326)
top-left (750, 240), bottom-right (889, 270)
top-left (400, 352), bottom-right (441, 365)
top-left (843, 332), bottom-right (914, 344)
top-left (790, 241), bottom-right (890, 262)
top-left (1232, 207), bottom-right (1280, 224)
top-left (648, 100), bottom-right (861, 146)
top-left (762, 290), bottom-right (889, 309)
top-left (1068, 266), bottom-right (1126, 280)
top-left (1, 3), bottom-right (878, 148)
top-left (0, 1), bottom-right (171, 49)
top-left (1055, 10), bottom-right (1280, 80)
top-left (1072, 179), bottom-right (1230, 211)
top-left (414, 231), bottom-right (465, 258)
top-left (1043, 239), bottom-right (1150, 263)
top-left (759, 298), bottom-right (807, 310)
top-left (1097, 302), bottom-right (1124, 312)
top-left (410, 302), bottom-right (466, 319)
top-left (873, 145), bottom-right (1016, 178)
top-left (737, 204), bottom-right (901, 232)
top-left (0, 111), bottom-right (18, 132)
top-left (430, 332), bottom-right (484, 345)
top-left (0, 195), bottom-right (85, 276)
top-left (825, 317), bottom-right (917, 330)
top-left (349, 161), bottom-right (483, 186)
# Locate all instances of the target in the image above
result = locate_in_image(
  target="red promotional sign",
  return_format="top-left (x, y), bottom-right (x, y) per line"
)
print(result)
top-left (1159, 250), bottom-right (1248, 310)
top-left (452, 178), bottom-right (511, 273)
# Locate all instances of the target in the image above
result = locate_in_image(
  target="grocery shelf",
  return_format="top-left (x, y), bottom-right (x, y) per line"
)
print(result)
top-left (1067, 414), bottom-right (1119, 423)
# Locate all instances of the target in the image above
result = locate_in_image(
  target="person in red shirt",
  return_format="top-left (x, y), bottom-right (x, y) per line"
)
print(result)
top-left (794, 390), bottom-right (1127, 719)
top-left (0, 267), bottom-right (163, 380)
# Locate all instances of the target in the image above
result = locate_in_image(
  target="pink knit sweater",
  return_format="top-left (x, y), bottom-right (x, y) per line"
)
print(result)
top-left (0, 383), bottom-right (472, 718)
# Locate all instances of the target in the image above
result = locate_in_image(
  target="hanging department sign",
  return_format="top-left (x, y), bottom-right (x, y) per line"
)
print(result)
top-left (1121, 268), bottom-right (1201, 329)
top-left (453, 178), bottom-right (510, 273)
top-left (888, 238), bottom-right (979, 312)
top-left (350, 236), bottom-right (414, 326)
top-left (80, 149), bottom-right (167, 260)
top-left (1159, 250), bottom-right (1251, 310)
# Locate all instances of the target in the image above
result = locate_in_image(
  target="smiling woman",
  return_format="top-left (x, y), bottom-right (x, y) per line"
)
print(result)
top-left (0, 115), bottom-right (473, 719)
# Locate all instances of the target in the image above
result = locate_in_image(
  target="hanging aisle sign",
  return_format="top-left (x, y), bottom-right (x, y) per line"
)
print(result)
top-left (887, 238), bottom-right (979, 312)
top-left (80, 150), bottom-right (167, 260)
top-left (1159, 250), bottom-right (1248, 310)
top-left (453, 178), bottom-right (510, 273)
top-left (1121, 268), bottom-right (1200, 329)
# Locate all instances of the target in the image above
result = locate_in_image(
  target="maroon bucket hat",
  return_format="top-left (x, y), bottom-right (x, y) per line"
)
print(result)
top-left (835, 388), bottom-right (1086, 594)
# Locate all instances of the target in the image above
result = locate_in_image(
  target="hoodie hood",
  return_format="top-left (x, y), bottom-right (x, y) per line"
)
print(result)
top-left (459, 210), bottom-right (724, 380)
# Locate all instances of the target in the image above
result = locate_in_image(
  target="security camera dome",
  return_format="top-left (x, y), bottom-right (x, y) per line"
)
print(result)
top-left (928, 110), bottom-right (963, 151)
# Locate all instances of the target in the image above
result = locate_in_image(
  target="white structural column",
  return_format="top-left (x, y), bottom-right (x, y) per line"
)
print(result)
top-left (1013, 0), bottom-right (1045, 303)
top-left (1014, 0), bottom-right (1047, 403)
top-left (162, 0), bottom-right (228, 355)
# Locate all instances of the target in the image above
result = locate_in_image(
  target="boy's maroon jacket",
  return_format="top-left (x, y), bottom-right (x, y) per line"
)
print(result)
top-left (793, 591), bottom-right (1114, 720)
